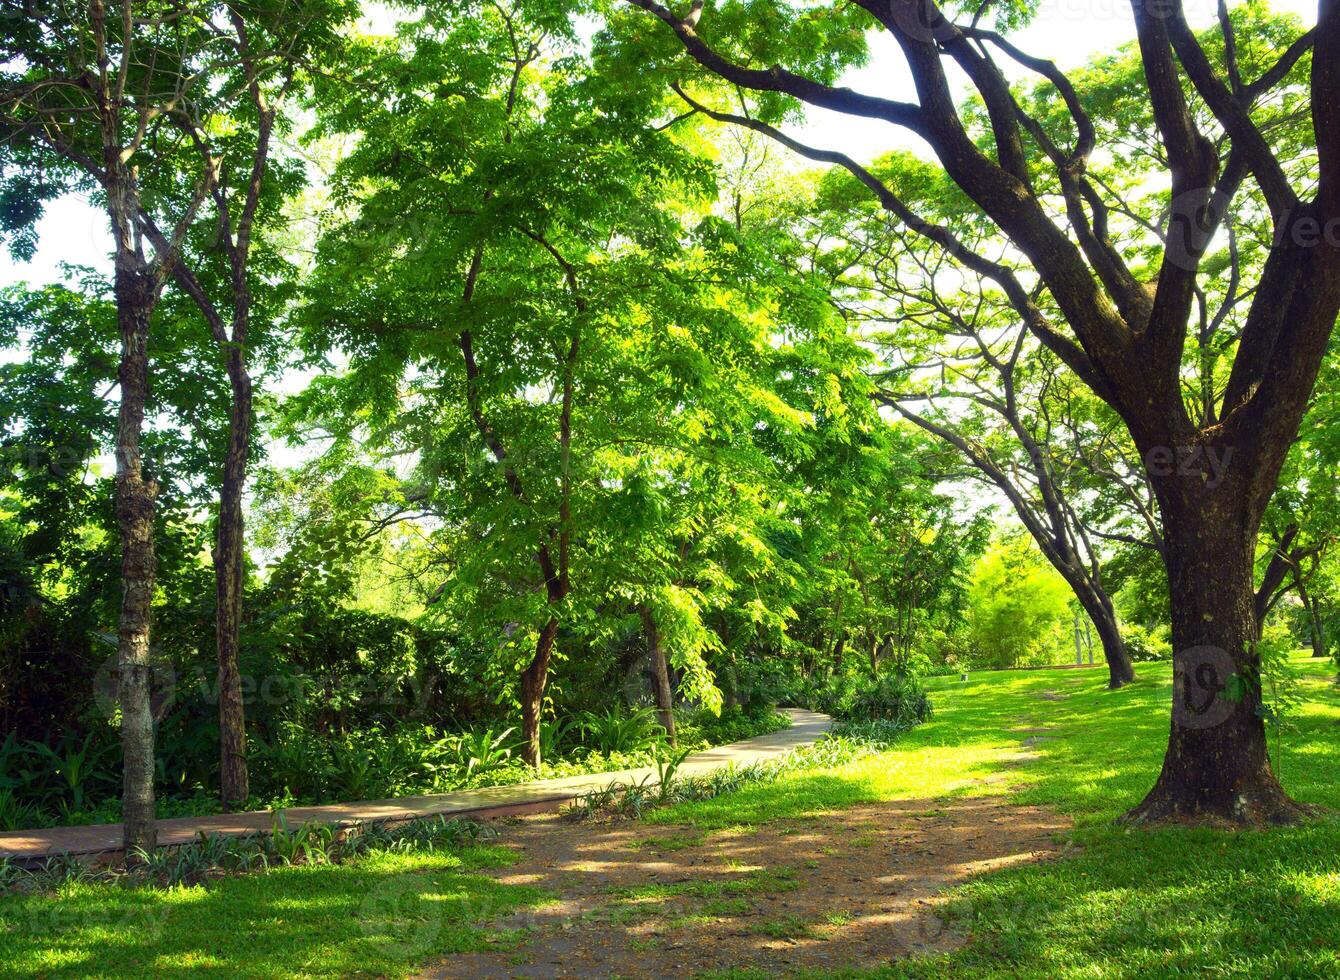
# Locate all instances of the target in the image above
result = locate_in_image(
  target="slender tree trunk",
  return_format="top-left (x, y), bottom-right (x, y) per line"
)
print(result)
top-left (1297, 579), bottom-right (1326, 657)
top-left (1075, 586), bottom-right (1134, 689)
top-left (1125, 510), bottom-right (1306, 825)
top-left (520, 618), bottom-right (560, 769)
top-left (113, 265), bottom-right (158, 859)
top-left (215, 356), bottom-right (252, 809)
top-left (639, 605), bottom-right (676, 744)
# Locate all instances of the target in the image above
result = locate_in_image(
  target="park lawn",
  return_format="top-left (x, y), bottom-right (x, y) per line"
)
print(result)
top-left (0, 845), bottom-right (546, 978)
top-left (672, 653), bottom-right (1340, 979)
top-left (1, 654), bottom-right (1336, 978)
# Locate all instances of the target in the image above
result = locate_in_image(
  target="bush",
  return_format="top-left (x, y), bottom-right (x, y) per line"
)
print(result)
top-left (577, 706), bottom-right (668, 756)
top-left (847, 674), bottom-right (934, 726)
top-left (1121, 623), bottom-right (1172, 663)
top-left (676, 705), bottom-right (789, 749)
top-left (798, 671), bottom-right (933, 727)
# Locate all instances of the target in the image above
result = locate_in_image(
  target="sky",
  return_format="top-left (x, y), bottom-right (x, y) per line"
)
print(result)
top-left (0, 0), bottom-right (1315, 290)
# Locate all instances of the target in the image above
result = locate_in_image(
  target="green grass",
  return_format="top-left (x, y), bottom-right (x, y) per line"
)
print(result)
top-left (639, 654), bottom-right (1340, 977)
top-left (0, 846), bottom-right (544, 978)
top-left (3, 654), bottom-right (1337, 977)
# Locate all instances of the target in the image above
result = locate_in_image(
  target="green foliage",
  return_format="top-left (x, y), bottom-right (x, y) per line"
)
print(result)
top-left (1120, 623), bottom-right (1172, 663)
top-left (6, 814), bottom-right (496, 897)
top-left (437, 727), bottom-right (521, 780)
top-left (1256, 624), bottom-right (1307, 779)
top-left (966, 534), bottom-right (1073, 668)
top-left (676, 705), bottom-right (789, 750)
top-left (565, 721), bottom-right (895, 822)
top-left (578, 707), bottom-right (668, 757)
top-left (797, 671), bottom-right (934, 727)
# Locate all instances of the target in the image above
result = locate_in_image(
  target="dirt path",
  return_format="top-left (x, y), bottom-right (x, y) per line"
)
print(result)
top-left (420, 795), bottom-right (1071, 978)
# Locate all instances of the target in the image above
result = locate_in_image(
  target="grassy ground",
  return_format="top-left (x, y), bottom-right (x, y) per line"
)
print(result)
top-left (1, 654), bottom-right (1336, 978)
top-left (0, 845), bottom-right (546, 977)
top-left (668, 652), bottom-right (1340, 979)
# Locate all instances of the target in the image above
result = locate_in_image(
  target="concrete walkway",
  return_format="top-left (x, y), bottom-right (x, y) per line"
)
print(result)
top-left (0, 709), bottom-right (831, 862)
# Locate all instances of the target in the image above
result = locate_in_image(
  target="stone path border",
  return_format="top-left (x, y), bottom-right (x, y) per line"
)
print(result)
top-left (0, 709), bottom-right (831, 863)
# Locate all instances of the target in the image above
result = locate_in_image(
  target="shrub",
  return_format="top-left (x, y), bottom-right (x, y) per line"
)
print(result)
top-left (1121, 623), bottom-right (1172, 663)
top-left (676, 705), bottom-right (789, 749)
top-left (798, 671), bottom-right (933, 727)
top-left (577, 706), bottom-right (667, 756)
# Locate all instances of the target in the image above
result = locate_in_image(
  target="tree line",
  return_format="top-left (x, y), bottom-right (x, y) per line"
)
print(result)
top-left (1, 0), bottom-right (1336, 854)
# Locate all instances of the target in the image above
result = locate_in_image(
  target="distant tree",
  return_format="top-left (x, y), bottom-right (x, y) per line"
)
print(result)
top-left (1, 1), bottom-right (229, 855)
top-left (967, 533), bottom-right (1073, 669)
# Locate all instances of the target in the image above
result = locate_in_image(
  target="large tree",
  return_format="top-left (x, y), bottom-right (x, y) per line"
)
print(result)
top-left (1, 0), bottom-right (230, 855)
top-left (614, 0), bottom-right (1338, 823)
top-left (133, 0), bottom-right (353, 812)
top-left (299, 0), bottom-right (825, 766)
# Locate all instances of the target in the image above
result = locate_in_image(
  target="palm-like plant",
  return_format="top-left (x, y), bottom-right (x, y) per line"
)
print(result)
top-left (578, 707), bottom-right (667, 757)
top-left (441, 726), bottom-right (519, 779)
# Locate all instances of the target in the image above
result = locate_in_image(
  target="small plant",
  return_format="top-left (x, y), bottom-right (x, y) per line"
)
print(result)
top-left (1257, 625), bottom-right (1306, 779)
top-left (265, 815), bottom-right (335, 866)
top-left (565, 724), bottom-right (889, 821)
top-left (440, 726), bottom-right (520, 779)
top-left (539, 718), bottom-right (581, 762)
top-left (653, 747), bottom-right (691, 804)
top-left (578, 707), bottom-right (667, 756)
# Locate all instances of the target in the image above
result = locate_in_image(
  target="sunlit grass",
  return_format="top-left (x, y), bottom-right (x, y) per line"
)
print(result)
top-left (2, 654), bottom-right (1336, 977)
top-left (0, 846), bottom-right (543, 978)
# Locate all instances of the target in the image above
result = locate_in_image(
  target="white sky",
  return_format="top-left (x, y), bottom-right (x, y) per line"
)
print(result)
top-left (1, 0), bottom-right (1315, 291)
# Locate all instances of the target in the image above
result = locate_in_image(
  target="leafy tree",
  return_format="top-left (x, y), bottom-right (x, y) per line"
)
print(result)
top-left (783, 157), bottom-right (1138, 687)
top-left (966, 533), bottom-right (1073, 668)
top-left (613, 0), bottom-right (1338, 823)
top-left (297, 1), bottom-right (834, 766)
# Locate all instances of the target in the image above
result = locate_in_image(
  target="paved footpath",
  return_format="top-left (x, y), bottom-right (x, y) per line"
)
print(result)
top-left (0, 709), bottom-right (831, 863)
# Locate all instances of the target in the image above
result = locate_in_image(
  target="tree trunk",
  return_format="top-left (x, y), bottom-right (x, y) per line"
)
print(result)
top-left (1125, 512), bottom-right (1307, 826)
top-left (215, 357), bottom-right (252, 810)
top-left (113, 266), bottom-right (158, 860)
top-left (520, 618), bottom-right (559, 769)
top-left (1079, 587), bottom-right (1134, 690)
top-left (639, 606), bottom-right (676, 744)
top-left (1297, 579), bottom-right (1326, 657)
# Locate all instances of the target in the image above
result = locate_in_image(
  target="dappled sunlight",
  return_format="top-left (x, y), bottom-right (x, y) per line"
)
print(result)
top-left (422, 792), bottom-right (1069, 977)
top-left (4, 658), bottom-right (1336, 977)
top-left (0, 848), bottom-right (544, 978)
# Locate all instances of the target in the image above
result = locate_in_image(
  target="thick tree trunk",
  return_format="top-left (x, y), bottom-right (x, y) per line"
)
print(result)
top-left (113, 267), bottom-right (158, 859)
top-left (215, 358), bottom-right (252, 810)
top-left (520, 618), bottom-right (559, 769)
top-left (639, 606), bottom-right (676, 744)
top-left (1125, 511), bottom-right (1308, 826)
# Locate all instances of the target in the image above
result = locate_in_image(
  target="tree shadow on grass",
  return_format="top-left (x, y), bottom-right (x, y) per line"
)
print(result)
top-left (892, 814), bottom-right (1340, 979)
top-left (0, 846), bottom-right (548, 978)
